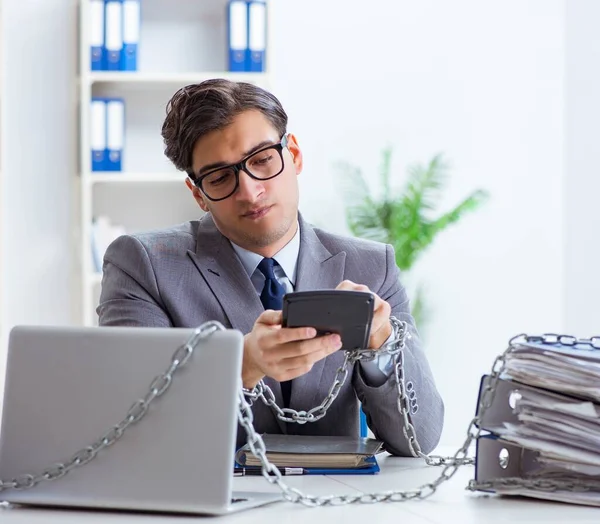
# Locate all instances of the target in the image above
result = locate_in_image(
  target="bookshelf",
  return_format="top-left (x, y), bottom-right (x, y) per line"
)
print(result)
top-left (77, 0), bottom-right (273, 326)
top-left (88, 71), bottom-right (268, 85)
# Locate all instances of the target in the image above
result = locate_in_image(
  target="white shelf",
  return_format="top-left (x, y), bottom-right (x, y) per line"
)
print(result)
top-left (86, 71), bottom-right (270, 86)
top-left (77, 0), bottom-right (274, 326)
top-left (85, 172), bottom-right (187, 184)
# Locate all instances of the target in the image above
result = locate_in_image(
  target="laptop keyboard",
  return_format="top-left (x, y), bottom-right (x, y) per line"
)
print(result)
top-left (231, 498), bottom-right (248, 504)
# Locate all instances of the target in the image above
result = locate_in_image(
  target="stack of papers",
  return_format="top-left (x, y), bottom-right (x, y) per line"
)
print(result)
top-left (473, 337), bottom-right (600, 506)
top-left (235, 434), bottom-right (383, 473)
top-left (504, 341), bottom-right (600, 401)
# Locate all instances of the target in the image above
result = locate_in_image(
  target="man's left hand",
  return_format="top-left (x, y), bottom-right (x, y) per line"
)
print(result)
top-left (335, 280), bottom-right (392, 349)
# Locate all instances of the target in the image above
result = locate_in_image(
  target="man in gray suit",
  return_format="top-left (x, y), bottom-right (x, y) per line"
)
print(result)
top-left (98, 79), bottom-right (444, 455)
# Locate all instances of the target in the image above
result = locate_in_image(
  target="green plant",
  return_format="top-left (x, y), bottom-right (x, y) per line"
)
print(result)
top-left (336, 147), bottom-right (489, 332)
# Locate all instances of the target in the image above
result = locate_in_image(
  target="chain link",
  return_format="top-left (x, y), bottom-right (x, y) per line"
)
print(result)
top-left (469, 476), bottom-right (600, 493)
top-left (243, 318), bottom-right (409, 424)
top-left (237, 317), bottom-right (501, 506)
top-left (239, 331), bottom-right (600, 505)
top-left (244, 317), bottom-right (475, 468)
top-left (245, 317), bottom-right (404, 421)
top-left (519, 333), bottom-right (600, 349)
top-left (3, 322), bottom-right (597, 507)
top-left (250, 350), bottom-right (354, 424)
top-left (0, 321), bottom-right (224, 493)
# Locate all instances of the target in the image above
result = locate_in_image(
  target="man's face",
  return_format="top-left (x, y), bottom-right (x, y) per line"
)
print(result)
top-left (187, 109), bottom-right (303, 255)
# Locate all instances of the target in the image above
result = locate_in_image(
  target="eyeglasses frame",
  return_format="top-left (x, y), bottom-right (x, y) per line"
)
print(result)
top-left (189, 134), bottom-right (289, 202)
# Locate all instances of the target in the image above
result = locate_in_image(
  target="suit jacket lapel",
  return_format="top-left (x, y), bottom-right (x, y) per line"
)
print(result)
top-left (187, 214), bottom-right (263, 335)
top-left (187, 214), bottom-right (347, 429)
top-left (187, 215), bottom-right (287, 432)
top-left (291, 216), bottom-right (346, 410)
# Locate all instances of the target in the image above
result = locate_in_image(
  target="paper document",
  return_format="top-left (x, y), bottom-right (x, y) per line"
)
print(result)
top-left (473, 338), bottom-right (600, 506)
top-left (504, 341), bottom-right (600, 402)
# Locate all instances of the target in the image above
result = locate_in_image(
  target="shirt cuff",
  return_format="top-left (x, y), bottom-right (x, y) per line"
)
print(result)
top-left (358, 329), bottom-right (395, 387)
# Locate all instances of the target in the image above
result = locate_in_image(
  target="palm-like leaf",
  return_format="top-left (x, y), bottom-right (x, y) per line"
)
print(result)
top-left (336, 160), bottom-right (387, 242)
top-left (336, 149), bottom-right (489, 330)
top-left (402, 154), bottom-right (448, 217)
top-left (379, 147), bottom-right (393, 198)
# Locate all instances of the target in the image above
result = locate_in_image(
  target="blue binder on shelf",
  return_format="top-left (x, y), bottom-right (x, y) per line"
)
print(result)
top-left (90, 0), bottom-right (105, 70)
top-left (227, 0), bottom-right (248, 72)
top-left (90, 98), bottom-right (107, 172)
top-left (105, 98), bottom-right (125, 171)
top-left (247, 0), bottom-right (266, 72)
top-left (121, 0), bottom-right (140, 71)
top-left (104, 0), bottom-right (123, 71)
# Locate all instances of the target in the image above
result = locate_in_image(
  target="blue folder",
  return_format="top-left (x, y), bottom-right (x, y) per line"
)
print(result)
top-left (90, 0), bottom-right (105, 70)
top-left (227, 0), bottom-right (248, 72)
top-left (303, 455), bottom-right (380, 475)
top-left (105, 98), bottom-right (125, 171)
top-left (105, 0), bottom-right (123, 71)
top-left (90, 98), bottom-right (107, 171)
top-left (247, 0), bottom-right (267, 72)
top-left (235, 455), bottom-right (380, 476)
top-left (121, 0), bottom-right (140, 71)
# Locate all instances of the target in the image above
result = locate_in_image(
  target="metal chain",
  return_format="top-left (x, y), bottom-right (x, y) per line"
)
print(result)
top-left (244, 317), bottom-right (474, 467)
top-left (520, 333), bottom-right (600, 349)
top-left (237, 318), bottom-right (501, 506)
top-left (243, 317), bottom-right (405, 421)
top-left (243, 350), bottom-right (354, 424)
top-left (242, 319), bottom-right (410, 423)
top-left (469, 476), bottom-right (600, 493)
top-left (465, 331), bottom-right (600, 495)
top-left (2, 322), bottom-right (596, 506)
top-left (0, 321), bottom-right (225, 493)
top-left (239, 331), bottom-right (600, 506)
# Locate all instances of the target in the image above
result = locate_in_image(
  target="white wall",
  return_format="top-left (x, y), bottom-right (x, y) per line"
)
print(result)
top-left (0, 0), bottom-right (78, 385)
top-left (2, 0), bottom-right (596, 451)
top-left (270, 0), bottom-right (566, 447)
top-left (565, 0), bottom-right (600, 336)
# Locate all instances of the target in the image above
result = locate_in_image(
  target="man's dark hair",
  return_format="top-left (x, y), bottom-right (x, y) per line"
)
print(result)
top-left (161, 78), bottom-right (288, 175)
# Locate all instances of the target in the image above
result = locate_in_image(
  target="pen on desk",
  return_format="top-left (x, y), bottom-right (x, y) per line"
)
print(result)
top-left (233, 467), bottom-right (305, 477)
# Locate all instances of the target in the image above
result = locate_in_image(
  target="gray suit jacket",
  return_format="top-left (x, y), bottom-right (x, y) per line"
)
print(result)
top-left (98, 213), bottom-right (444, 455)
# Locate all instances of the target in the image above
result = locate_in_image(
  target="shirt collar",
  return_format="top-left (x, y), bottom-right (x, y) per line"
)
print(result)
top-left (230, 223), bottom-right (300, 285)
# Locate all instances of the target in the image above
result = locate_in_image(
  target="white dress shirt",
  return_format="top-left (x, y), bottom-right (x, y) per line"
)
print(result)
top-left (230, 223), bottom-right (394, 387)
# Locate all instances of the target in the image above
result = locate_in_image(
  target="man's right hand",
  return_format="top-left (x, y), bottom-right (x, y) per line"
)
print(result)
top-left (242, 310), bottom-right (343, 389)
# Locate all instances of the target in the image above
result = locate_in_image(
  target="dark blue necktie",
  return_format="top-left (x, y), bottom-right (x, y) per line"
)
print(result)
top-left (257, 258), bottom-right (291, 408)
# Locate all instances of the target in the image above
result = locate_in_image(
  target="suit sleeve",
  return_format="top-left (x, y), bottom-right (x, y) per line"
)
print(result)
top-left (352, 244), bottom-right (444, 456)
top-left (97, 235), bottom-right (173, 327)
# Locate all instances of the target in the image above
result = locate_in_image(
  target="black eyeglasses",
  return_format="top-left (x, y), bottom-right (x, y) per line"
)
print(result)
top-left (190, 135), bottom-right (289, 202)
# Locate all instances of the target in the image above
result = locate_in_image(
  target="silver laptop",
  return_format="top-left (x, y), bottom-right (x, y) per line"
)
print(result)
top-left (0, 325), bottom-right (282, 515)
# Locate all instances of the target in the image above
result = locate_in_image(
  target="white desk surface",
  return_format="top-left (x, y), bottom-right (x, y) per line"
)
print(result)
top-left (1, 449), bottom-right (599, 523)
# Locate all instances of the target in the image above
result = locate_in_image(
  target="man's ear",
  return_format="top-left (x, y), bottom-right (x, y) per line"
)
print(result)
top-left (285, 133), bottom-right (303, 175)
top-left (185, 177), bottom-right (209, 212)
